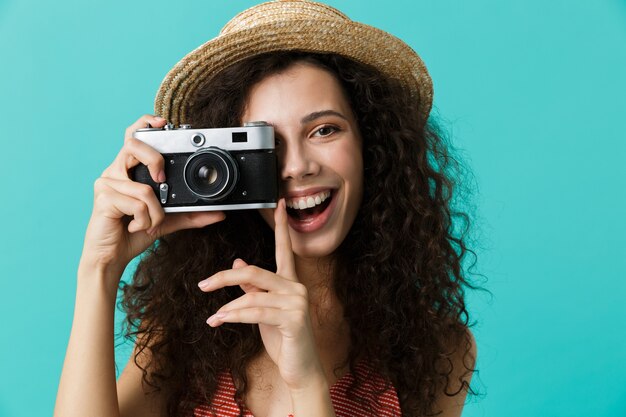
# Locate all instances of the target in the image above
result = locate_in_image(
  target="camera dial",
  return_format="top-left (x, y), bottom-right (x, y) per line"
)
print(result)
top-left (243, 121), bottom-right (270, 127)
top-left (191, 133), bottom-right (205, 147)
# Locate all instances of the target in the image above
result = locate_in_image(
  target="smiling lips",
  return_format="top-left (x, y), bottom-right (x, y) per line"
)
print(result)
top-left (286, 190), bottom-right (331, 210)
top-left (284, 189), bottom-right (336, 233)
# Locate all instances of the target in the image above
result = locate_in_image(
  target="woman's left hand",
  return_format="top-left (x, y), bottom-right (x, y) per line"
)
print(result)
top-left (197, 199), bottom-right (324, 391)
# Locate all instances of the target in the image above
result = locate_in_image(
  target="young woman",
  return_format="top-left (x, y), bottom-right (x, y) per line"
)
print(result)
top-left (55, 2), bottom-right (478, 417)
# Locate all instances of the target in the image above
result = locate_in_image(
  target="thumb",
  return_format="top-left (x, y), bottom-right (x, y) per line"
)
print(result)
top-left (154, 211), bottom-right (226, 237)
top-left (274, 199), bottom-right (296, 280)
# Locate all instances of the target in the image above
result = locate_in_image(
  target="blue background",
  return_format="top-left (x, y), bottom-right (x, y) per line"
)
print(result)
top-left (0, 0), bottom-right (625, 416)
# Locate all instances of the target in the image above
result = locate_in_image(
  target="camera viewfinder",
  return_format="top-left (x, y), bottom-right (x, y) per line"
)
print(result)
top-left (232, 132), bottom-right (248, 143)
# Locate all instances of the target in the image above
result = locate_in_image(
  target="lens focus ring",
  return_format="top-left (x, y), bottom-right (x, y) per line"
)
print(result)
top-left (183, 148), bottom-right (238, 200)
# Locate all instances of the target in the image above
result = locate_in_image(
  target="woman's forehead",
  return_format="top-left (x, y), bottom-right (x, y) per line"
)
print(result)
top-left (243, 63), bottom-right (354, 123)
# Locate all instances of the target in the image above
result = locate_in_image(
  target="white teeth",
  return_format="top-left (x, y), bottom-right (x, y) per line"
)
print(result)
top-left (287, 190), bottom-right (331, 210)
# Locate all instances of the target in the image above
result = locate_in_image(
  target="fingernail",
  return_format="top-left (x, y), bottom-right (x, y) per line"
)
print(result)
top-left (198, 279), bottom-right (210, 289)
top-left (155, 116), bottom-right (165, 121)
top-left (158, 170), bottom-right (166, 183)
top-left (207, 312), bottom-right (227, 326)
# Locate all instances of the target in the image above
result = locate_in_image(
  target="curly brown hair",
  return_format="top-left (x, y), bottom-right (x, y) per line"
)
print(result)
top-left (121, 51), bottom-right (479, 416)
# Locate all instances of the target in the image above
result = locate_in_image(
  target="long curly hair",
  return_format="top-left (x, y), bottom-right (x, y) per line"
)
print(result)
top-left (121, 51), bottom-right (479, 416)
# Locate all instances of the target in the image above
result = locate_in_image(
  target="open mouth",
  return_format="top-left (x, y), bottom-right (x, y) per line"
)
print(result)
top-left (285, 190), bottom-right (334, 224)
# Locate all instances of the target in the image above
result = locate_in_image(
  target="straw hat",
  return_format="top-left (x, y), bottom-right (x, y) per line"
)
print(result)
top-left (155, 0), bottom-right (433, 125)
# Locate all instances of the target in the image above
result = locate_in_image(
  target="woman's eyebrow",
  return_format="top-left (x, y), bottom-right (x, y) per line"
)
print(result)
top-left (300, 110), bottom-right (348, 124)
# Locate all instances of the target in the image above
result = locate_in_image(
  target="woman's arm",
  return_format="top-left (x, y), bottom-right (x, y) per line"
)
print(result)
top-left (56, 266), bottom-right (167, 417)
top-left (54, 114), bottom-right (225, 417)
top-left (54, 266), bottom-right (123, 417)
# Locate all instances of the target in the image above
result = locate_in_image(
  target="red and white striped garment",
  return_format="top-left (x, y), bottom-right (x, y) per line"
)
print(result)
top-left (194, 362), bottom-right (401, 416)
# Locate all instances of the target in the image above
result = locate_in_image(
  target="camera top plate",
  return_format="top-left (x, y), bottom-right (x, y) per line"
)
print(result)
top-left (133, 123), bottom-right (275, 153)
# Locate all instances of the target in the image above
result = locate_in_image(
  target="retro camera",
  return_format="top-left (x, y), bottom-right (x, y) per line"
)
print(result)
top-left (131, 122), bottom-right (277, 212)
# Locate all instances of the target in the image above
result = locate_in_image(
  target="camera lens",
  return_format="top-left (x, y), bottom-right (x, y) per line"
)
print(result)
top-left (183, 148), bottom-right (239, 200)
top-left (197, 166), bottom-right (218, 185)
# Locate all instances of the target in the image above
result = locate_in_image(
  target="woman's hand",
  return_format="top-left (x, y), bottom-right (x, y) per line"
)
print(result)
top-left (80, 114), bottom-right (225, 282)
top-left (197, 199), bottom-right (324, 391)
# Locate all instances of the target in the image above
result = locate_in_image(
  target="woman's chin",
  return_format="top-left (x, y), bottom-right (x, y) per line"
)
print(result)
top-left (289, 232), bottom-right (342, 260)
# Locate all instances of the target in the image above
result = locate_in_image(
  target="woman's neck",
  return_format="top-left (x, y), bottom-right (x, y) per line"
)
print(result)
top-left (293, 254), bottom-right (333, 296)
top-left (293, 254), bottom-right (351, 375)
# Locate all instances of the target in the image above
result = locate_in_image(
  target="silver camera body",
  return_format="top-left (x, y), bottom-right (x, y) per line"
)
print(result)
top-left (131, 122), bottom-right (277, 212)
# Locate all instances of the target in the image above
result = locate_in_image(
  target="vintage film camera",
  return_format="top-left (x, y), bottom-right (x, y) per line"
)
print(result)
top-left (131, 122), bottom-right (277, 212)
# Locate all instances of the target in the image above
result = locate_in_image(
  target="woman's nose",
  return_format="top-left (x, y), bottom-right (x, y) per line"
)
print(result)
top-left (279, 139), bottom-right (319, 181)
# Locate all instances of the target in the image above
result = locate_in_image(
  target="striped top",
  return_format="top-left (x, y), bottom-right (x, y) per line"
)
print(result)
top-left (194, 362), bottom-right (402, 417)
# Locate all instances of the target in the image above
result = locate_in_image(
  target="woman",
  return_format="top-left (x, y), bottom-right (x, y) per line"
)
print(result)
top-left (55, 1), bottom-right (478, 416)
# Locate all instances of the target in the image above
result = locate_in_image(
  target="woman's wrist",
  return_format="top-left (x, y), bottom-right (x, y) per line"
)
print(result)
top-left (77, 259), bottom-right (124, 301)
top-left (289, 373), bottom-right (336, 417)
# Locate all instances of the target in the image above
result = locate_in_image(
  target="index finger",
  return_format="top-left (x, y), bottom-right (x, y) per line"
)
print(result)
top-left (274, 199), bottom-right (297, 281)
top-left (103, 137), bottom-right (165, 183)
top-left (124, 114), bottom-right (167, 141)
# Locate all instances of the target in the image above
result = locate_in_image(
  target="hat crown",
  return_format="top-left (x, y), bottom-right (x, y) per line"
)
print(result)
top-left (220, 0), bottom-right (350, 35)
top-left (157, 0), bottom-right (432, 125)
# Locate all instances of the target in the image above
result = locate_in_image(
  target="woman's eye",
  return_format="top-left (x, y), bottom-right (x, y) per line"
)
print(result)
top-left (313, 126), bottom-right (338, 137)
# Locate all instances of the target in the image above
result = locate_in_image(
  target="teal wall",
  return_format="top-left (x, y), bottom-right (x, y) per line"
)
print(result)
top-left (1, 1), bottom-right (624, 416)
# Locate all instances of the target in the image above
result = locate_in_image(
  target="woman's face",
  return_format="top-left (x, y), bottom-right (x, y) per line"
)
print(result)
top-left (243, 63), bottom-right (363, 259)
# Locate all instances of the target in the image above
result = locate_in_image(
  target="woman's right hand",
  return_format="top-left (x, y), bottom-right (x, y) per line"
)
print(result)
top-left (79, 114), bottom-right (226, 282)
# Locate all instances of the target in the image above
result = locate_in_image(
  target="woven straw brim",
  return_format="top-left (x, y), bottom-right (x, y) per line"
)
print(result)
top-left (155, 18), bottom-right (433, 126)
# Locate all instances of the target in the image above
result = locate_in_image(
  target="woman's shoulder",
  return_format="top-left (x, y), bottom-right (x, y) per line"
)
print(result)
top-left (432, 327), bottom-right (477, 417)
top-left (117, 343), bottom-right (170, 417)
